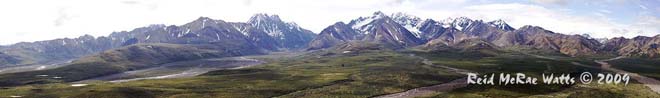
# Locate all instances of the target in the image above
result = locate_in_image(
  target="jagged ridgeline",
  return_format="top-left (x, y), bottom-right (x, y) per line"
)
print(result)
top-left (0, 14), bottom-right (316, 67)
top-left (0, 11), bottom-right (658, 97)
top-left (0, 11), bottom-right (659, 84)
top-left (308, 11), bottom-right (660, 58)
top-left (2, 11), bottom-right (659, 68)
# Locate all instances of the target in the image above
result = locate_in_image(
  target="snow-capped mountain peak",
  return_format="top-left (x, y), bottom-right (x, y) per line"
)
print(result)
top-left (390, 12), bottom-right (424, 38)
top-left (438, 17), bottom-right (481, 31)
top-left (443, 17), bottom-right (473, 23)
top-left (487, 19), bottom-right (514, 31)
top-left (489, 19), bottom-right (506, 25)
top-left (390, 12), bottom-right (420, 20)
top-left (372, 11), bottom-right (387, 19)
top-left (390, 12), bottom-right (422, 25)
top-left (237, 13), bottom-right (316, 49)
top-left (451, 17), bottom-right (474, 31)
top-left (247, 13), bottom-right (287, 37)
top-left (348, 12), bottom-right (388, 33)
top-left (248, 13), bottom-right (283, 24)
top-left (287, 22), bottom-right (303, 31)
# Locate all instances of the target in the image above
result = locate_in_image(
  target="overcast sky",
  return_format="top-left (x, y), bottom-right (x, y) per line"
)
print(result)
top-left (0, 0), bottom-right (658, 45)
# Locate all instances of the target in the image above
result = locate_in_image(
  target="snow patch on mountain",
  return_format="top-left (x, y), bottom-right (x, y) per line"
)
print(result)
top-left (404, 25), bottom-right (421, 38)
top-left (441, 17), bottom-right (474, 31)
top-left (351, 18), bottom-right (375, 31)
top-left (178, 29), bottom-right (191, 37)
top-left (390, 12), bottom-right (423, 38)
top-left (487, 19), bottom-right (514, 31)
top-left (201, 19), bottom-right (206, 29)
top-left (215, 33), bottom-right (220, 40)
top-left (348, 11), bottom-right (394, 35)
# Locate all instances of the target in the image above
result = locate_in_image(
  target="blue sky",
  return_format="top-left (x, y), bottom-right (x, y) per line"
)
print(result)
top-left (455, 0), bottom-right (657, 37)
top-left (518, 0), bottom-right (657, 26)
top-left (0, 0), bottom-right (658, 45)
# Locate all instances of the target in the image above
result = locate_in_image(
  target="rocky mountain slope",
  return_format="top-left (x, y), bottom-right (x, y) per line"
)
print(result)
top-left (601, 35), bottom-right (660, 57)
top-left (230, 14), bottom-right (316, 50)
top-left (308, 12), bottom-right (656, 57)
top-left (0, 14), bottom-right (316, 67)
top-left (1, 11), bottom-right (659, 68)
top-left (308, 12), bottom-right (424, 50)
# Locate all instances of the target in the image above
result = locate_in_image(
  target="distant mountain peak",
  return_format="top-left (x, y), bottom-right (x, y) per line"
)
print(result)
top-left (487, 19), bottom-right (514, 31)
top-left (491, 19), bottom-right (505, 23)
top-left (196, 17), bottom-right (213, 21)
top-left (519, 25), bottom-right (542, 30)
top-left (245, 13), bottom-right (288, 38)
top-left (349, 12), bottom-right (386, 32)
top-left (372, 11), bottom-right (387, 18)
top-left (248, 13), bottom-right (283, 24)
top-left (443, 17), bottom-right (473, 23)
top-left (390, 12), bottom-right (422, 23)
top-left (389, 12), bottom-right (424, 38)
top-left (440, 17), bottom-right (476, 31)
top-left (633, 36), bottom-right (652, 40)
top-left (313, 11), bottom-right (425, 49)
top-left (186, 17), bottom-right (227, 30)
top-left (191, 17), bottom-right (213, 24)
top-left (455, 16), bottom-right (472, 20)
top-left (390, 12), bottom-right (420, 19)
top-left (333, 22), bottom-right (346, 26)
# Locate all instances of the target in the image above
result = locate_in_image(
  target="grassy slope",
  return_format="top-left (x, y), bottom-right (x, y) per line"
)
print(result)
top-left (0, 47), bottom-right (657, 98)
top-left (412, 50), bottom-right (659, 98)
top-left (0, 50), bottom-right (463, 98)
top-left (607, 57), bottom-right (660, 80)
top-left (0, 43), bottom-right (257, 87)
top-left (432, 81), bottom-right (659, 98)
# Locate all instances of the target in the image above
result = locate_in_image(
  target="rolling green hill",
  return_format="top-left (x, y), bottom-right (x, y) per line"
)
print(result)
top-left (0, 49), bottom-right (657, 98)
top-left (0, 43), bottom-right (262, 87)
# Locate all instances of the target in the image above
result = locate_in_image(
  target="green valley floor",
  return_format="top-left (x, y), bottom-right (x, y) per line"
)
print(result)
top-left (0, 50), bottom-right (658, 98)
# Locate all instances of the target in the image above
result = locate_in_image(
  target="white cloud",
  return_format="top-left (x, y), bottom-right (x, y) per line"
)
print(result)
top-left (530, 0), bottom-right (569, 6)
top-left (628, 15), bottom-right (660, 36)
top-left (639, 4), bottom-right (648, 10)
top-left (442, 3), bottom-right (657, 38)
top-left (599, 9), bottom-right (612, 14)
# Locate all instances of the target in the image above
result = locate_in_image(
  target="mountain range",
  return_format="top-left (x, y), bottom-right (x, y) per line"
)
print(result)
top-left (1, 11), bottom-right (660, 67)
top-left (308, 11), bottom-right (659, 57)
top-left (0, 14), bottom-right (315, 67)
